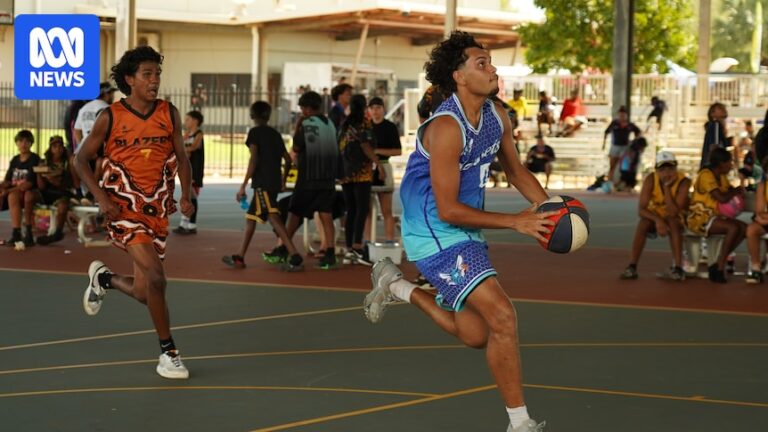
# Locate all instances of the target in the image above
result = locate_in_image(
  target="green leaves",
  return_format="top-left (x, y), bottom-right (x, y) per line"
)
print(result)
top-left (519, 0), bottom-right (696, 73)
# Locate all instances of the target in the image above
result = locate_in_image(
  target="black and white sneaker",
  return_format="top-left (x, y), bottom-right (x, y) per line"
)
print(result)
top-left (352, 248), bottom-right (373, 266)
top-left (83, 260), bottom-right (110, 316)
top-left (746, 270), bottom-right (764, 284)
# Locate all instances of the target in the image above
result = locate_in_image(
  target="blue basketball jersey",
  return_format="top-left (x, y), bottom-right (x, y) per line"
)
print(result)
top-left (400, 94), bottom-right (504, 261)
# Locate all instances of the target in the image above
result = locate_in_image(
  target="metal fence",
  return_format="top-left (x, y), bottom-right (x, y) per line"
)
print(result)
top-left (0, 85), bottom-right (407, 179)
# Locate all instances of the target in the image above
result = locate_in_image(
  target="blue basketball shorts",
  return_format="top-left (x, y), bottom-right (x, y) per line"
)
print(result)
top-left (415, 240), bottom-right (497, 312)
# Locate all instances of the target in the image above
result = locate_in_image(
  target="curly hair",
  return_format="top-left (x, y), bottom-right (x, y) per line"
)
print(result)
top-left (110, 46), bottom-right (164, 95)
top-left (424, 31), bottom-right (484, 94)
top-left (708, 146), bottom-right (732, 168)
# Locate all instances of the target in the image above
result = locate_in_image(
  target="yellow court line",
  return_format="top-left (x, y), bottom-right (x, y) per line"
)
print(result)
top-left (0, 305), bottom-right (360, 352)
top-left (0, 345), bottom-right (465, 376)
top-left (0, 267), bottom-right (363, 293)
top-left (3, 341), bottom-right (767, 377)
top-left (3, 266), bottom-right (767, 317)
top-left (522, 383), bottom-right (768, 409)
top-left (250, 382), bottom-right (768, 431)
top-left (0, 385), bottom-right (436, 399)
top-left (249, 384), bottom-right (498, 432)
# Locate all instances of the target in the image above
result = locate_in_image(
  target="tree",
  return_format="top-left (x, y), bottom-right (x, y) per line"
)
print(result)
top-left (712, 0), bottom-right (767, 72)
top-left (519, 0), bottom-right (697, 73)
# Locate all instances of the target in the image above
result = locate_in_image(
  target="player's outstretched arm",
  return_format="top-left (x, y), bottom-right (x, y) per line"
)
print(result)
top-left (426, 116), bottom-right (554, 240)
top-left (170, 105), bottom-right (194, 217)
top-left (493, 103), bottom-right (548, 205)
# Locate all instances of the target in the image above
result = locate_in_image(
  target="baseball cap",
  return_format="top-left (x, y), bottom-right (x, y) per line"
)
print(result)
top-left (100, 81), bottom-right (118, 95)
top-left (655, 151), bottom-right (677, 168)
top-left (367, 97), bottom-right (384, 107)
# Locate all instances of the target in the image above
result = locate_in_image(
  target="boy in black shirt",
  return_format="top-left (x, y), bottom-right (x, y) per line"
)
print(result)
top-left (174, 110), bottom-right (205, 234)
top-left (0, 130), bottom-right (41, 247)
top-left (222, 102), bottom-right (303, 271)
top-left (285, 91), bottom-right (340, 270)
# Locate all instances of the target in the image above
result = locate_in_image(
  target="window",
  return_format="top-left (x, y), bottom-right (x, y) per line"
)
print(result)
top-left (190, 73), bottom-right (252, 107)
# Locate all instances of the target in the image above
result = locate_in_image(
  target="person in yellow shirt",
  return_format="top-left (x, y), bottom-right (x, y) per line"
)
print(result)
top-left (506, 89), bottom-right (528, 120)
top-left (685, 147), bottom-right (746, 283)
top-left (620, 152), bottom-right (690, 281)
top-left (745, 172), bottom-right (768, 283)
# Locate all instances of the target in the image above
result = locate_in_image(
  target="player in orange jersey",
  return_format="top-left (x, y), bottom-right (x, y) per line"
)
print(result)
top-left (74, 46), bottom-right (194, 379)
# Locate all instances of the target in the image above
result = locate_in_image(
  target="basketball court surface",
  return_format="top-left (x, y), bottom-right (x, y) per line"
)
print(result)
top-left (1, 185), bottom-right (766, 431)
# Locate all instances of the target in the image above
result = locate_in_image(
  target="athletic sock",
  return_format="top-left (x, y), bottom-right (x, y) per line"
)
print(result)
top-left (190, 198), bottom-right (198, 224)
top-left (180, 216), bottom-right (190, 229)
top-left (389, 279), bottom-right (416, 303)
top-left (506, 405), bottom-right (530, 429)
top-left (159, 337), bottom-right (177, 355)
top-left (97, 272), bottom-right (114, 290)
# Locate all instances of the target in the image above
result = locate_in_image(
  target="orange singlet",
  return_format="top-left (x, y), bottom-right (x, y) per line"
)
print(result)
top-left (101, 99), bottom-right (178, 258)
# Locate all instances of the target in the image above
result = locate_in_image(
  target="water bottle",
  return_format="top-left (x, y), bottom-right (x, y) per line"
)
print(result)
top-left (239, 195), bottom-right (249, 211)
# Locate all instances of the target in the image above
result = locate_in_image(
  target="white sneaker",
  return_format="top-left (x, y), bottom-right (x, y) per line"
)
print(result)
top-left (156, 350), bottom-right (189, 379)
top-left (83, 260), bottom-right (110, 316)
top-left (364, 257), bottom-right (403, 323)
top-left (507, 419), bottom-right (546, 432)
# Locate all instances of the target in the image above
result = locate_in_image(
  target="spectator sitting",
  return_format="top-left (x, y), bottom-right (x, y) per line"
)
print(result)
top-left (737, 136), bottom-right (762, 190)
top-left (745, 168), bottom-right (768, 283)
top-left (525, 135), bottom-right (556, 189)
top-left (557, 89), bottom-right (584, 135)
top-left (0, 130), bottom-right (41, 247)
top-left (616, 136), bottom-right (648, 191)
top-left (685, 147), bottom-right (746, 283)
top-left (36, 135), bottom-right (75, 245)
top-left (506, 89), bottom-right (528, 121)
top-left (620, 151), bottom-right (691, 281)
top-left (536, 91), bottom-right (555, 136)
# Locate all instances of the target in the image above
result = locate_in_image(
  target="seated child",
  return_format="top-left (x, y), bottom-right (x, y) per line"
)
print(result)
top-left (620, 151), bottom-right (690, 281)
top-left (36, 135), bottom-right (75, 245)
top-left (0, 130), bottom-right (41, 247)
top-left (685, 147), bottom-right (746, 283)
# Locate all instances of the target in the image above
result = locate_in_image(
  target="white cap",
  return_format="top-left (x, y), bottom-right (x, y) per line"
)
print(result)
top-left (655, 151), bottom-right (677, 168)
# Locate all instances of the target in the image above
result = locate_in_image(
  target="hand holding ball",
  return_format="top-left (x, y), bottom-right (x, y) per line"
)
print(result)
top-left (536, 195), bottom-right (590, 253)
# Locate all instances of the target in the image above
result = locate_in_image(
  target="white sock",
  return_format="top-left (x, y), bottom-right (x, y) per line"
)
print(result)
top-left (506, 405), bottom-right (530, 429)
top-left (389, 279), bottom-right (416, 303)
top-left (180, 216), bottom-right (190, 229)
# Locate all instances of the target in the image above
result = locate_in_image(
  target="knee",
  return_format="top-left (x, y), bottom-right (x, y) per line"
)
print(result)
top-left (747, 223), bottom-right (763, 237)
top-left (146, 269), bottom-right (167, 292)
top-left (484, 302), bottom-right (518, 335)
top-left (24, 191), bottom-right (36, 204)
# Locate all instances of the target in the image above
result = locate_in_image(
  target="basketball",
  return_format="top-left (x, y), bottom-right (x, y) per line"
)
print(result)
top-left (536, 195), bottom-right (590, 253)
top-left (717, 194), bottom-right (744, 219)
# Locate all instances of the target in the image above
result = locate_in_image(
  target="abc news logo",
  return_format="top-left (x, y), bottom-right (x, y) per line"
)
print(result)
top-left (15, 14), bottom-right (100, 100)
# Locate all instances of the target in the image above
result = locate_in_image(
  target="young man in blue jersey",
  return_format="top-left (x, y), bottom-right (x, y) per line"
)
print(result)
top-left (364, 32), bottom-right (554, 432)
